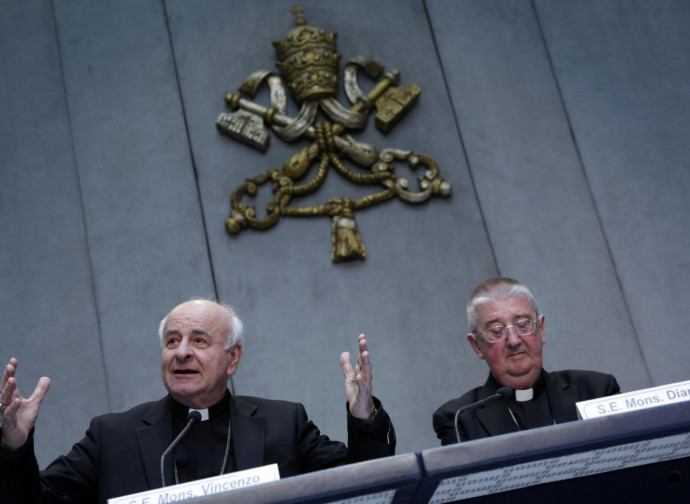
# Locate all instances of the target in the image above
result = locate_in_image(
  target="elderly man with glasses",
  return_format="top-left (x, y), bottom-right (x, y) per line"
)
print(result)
top-left (433, 277), bottom-right (620, 444)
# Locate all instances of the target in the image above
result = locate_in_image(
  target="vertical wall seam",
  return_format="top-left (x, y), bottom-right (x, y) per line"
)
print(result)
top-left (49, 0), bottom-right (113, 411)
top-left (160, 1), bottom-right (235, 394)
top-left (531, 0), bottom-right (653, 385)
top-left (422, 0), bottom-right (501, 276)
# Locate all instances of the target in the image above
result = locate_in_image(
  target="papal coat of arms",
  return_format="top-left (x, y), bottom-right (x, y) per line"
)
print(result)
top-left (217, 6), bottom-right (451, 262)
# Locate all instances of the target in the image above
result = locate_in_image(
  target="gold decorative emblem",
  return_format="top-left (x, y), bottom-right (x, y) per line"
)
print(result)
top-left (217, 6), bottom-right (451, 262)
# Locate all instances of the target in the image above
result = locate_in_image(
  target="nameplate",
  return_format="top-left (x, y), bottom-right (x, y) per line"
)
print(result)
top-left (107, 463), bottom-right (280, 504)
top-left (576, 379), bottom-right (690, 419)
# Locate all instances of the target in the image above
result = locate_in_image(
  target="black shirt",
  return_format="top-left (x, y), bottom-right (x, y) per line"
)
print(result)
top-left (169, 391), bottom-right (235, 483)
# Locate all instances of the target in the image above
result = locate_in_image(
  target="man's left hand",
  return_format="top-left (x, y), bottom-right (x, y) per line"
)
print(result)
top-left (340, 334), bottom-right (375, 422)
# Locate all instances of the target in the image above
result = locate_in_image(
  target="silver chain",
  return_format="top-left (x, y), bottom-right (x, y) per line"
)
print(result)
top-left (507, 405), bottom-right (521, 429)
top-left (507, 404), bottom-right (556, 430)
top-left (173, 418), bottom-right (232, 485)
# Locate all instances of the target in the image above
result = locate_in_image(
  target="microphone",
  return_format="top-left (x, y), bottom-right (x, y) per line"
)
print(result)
top-left (160, 410), bottom-right (202, 487)
top-left (454, 386), bottom-right (514, 443)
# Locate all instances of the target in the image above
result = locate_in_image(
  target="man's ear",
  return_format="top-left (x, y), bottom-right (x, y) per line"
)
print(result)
top-left (226, 343), bottom-right (243, 376)
top-left (466, 333), bottom-right (485, 360)
top-left (539, 314), bottom-right (546, 345)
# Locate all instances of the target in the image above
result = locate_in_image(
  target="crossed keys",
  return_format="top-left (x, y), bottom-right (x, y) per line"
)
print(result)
top-left (217, 7), bottom-right (451, 262)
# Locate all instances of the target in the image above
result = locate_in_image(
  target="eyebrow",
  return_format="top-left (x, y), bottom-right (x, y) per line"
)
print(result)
top-left (164, 327), bottom-right (212, 337)
top-left (484, 313), bottom-right (533, 326)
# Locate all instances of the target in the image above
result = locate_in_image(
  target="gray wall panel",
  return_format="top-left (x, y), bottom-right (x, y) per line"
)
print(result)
top-left (52, 0), bottom-right (215, 412)
top-left (2, 0), bottom-right (689, 476)
top-left (0, 0), bottom-right (109, 468)
top-left (535, 0), bottom-right (690, 385)
top-left (167, 0), bottom-right (496, 454)
top-left (427, 0), bottom-right (651, 392)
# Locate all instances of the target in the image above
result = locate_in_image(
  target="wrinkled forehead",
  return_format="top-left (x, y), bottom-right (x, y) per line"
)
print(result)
top-left (164, 301), bottom-right (228, 337)
top-left (475, 294), bottom-right (536, 325)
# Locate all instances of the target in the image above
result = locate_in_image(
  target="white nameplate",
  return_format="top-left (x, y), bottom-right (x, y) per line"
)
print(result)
top-left (576, 379), bottom-right (690, 419)
top-left (107, 463), bottom-right (280, 504)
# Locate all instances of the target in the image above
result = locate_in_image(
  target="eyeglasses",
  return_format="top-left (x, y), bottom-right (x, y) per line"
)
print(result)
top-left (478, 319), bottom-right (538, 343)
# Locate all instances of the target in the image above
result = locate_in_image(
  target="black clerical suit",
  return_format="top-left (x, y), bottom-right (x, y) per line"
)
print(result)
top-left (0, 391), bottom-right (395, 504)
top-left (433, 369), bottom-right (620, 444)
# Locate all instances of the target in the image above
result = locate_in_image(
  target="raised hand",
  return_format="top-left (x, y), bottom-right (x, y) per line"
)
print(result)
top-left (340, 334), bottom-right (375, 421)
top-left (1, 358), bottom-right (51, 451)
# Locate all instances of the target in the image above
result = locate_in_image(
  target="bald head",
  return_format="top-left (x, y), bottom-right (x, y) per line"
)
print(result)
top-left (158, 299), bottom-right (244, 350)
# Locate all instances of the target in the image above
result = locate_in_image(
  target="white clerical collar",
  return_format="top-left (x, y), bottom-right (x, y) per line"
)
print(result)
top-left (189, 408), bottom-right (210, 421)
top-left (515, 388), bottom-right (534, 402)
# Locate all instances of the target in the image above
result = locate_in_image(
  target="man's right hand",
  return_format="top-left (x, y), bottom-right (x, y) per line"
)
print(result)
top-left (1, 358), bottom-right (51, 451)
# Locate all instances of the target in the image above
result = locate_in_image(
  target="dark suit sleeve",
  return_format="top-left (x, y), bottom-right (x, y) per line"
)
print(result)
top-left (0, 432), bottom-right (44, 504)
top-left (346, 397), bottom-right (396, 460)
top-left (432, 400), bottom-right (463, 445)
top-left (0, 421), bottom-right (99, 504)
top-left (290, 397), bottom-right (395, 475)
top-left (606, 374), bottom-right (621, 395)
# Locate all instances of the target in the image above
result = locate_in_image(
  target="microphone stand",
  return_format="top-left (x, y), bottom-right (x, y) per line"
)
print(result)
top-left (160, 410), bottom-right (202, 487)
top-left (454, 386), bottom-right (514, 443)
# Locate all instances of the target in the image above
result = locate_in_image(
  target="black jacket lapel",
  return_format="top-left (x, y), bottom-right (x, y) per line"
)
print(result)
top-left (230, 396), bottom-right (266, 471)
top-left (472, 377), bottom-right (519, 437)
top-left (544, 371), bottom-right (580, 423)
top-left (136, 397), bottom-right (174, 489)
top-left (475, 397), bottom-right (519, 437)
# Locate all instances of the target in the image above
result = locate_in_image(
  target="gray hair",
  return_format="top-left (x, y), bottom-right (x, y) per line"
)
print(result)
top-left (467, 277), bottom-right (539, 333)
top-left (158, 300), bottom-right (244, 350)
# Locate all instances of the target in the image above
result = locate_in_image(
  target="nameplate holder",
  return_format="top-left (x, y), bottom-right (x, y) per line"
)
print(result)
top-left (576, 379), bottom-right (690, 420)
top-left (107, 463), bottom-right (280, 504)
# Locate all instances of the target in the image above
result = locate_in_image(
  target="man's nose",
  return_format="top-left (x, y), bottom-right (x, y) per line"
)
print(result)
top-left (174, 339), bottom-right (192, 359)
top-left (506, 326), bottom-right (522, 346)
